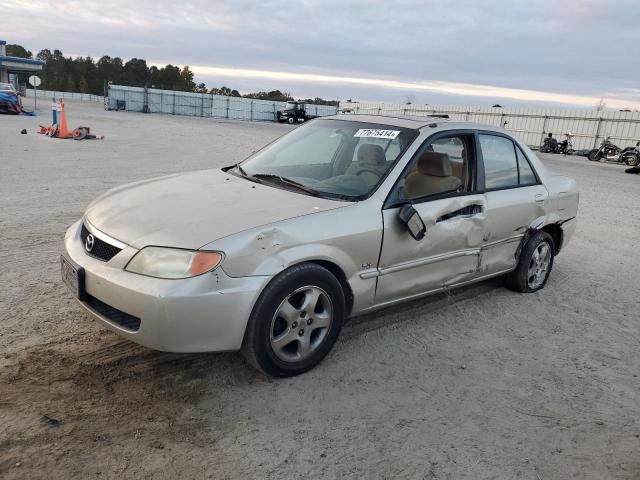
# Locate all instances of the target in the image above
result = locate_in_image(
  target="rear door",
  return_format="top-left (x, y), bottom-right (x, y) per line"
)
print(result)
top-left (477, 133), bottom-right (548, 274)
top-left (375, 131), bottom-right (487, 304)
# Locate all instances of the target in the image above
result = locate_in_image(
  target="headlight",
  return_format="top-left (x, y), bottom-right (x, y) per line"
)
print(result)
top-left (125, 247), bottom-right (223, 279)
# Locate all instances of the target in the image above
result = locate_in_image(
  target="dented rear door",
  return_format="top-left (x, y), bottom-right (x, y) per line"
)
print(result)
top-left (375, 194), bottom-right (487, 304)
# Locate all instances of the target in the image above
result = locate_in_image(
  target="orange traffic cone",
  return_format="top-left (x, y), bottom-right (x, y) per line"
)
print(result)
top-left (56, 101), bottom-right (73, 138)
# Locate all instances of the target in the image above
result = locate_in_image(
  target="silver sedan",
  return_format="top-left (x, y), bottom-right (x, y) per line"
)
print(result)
top-left (61, 115), bottom-right (579, 376)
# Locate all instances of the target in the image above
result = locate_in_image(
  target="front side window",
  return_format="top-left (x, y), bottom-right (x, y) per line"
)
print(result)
top-left (399, 134), bottom-right (473, 201)
top-left (240, 119), bottom-right (418, 200)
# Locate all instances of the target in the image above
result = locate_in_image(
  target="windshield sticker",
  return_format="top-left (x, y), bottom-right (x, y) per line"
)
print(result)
top-left (354, 129), bottom-right (400, 139)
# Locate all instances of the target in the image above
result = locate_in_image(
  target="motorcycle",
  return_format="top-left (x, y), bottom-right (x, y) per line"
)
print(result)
top-left (555, 133), bottom-right (575, 155)
top-left (588, 136), bottom-right (623, 162)
top-left (588, 137), bottom-right (640, 166)
top-left (620, 141), bottom-right (640, 167)
top-left (539, 133), bottom-right (558, 153)
top-left (540, 133), bottom-right (574, 155)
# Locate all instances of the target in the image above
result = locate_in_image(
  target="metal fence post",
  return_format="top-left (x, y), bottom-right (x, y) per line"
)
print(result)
top-left (251, 100), bottom-right (254, 121)
top-left (200, 95), bottom-right (204, 117)
top-left (593, 117), bottom-right (603, 149)
top-left (172, 92), bottom-right (176, 115)
top-left (539, 115), bottom-right (549, 147)
top-left (226, 96), bottom-right (230, 119)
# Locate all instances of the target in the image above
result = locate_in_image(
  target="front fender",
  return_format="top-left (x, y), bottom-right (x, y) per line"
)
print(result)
top-left (202, 201), bottom-right (384, 313)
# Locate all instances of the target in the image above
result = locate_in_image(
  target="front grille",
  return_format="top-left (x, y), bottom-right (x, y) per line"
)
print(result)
top-left (84, 294), bottom-right (141, 331)
top-left (80, 224), bottom-right (122, 262)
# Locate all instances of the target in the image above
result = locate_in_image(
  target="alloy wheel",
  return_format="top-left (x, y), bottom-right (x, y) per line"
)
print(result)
top-left (527, 243), bottom-right (552, 289)
top-left (269, 286), bottom-right (333, 362)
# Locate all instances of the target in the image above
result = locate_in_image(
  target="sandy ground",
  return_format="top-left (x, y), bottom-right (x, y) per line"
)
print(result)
top-left (1, 100), bottom-right (639, 480)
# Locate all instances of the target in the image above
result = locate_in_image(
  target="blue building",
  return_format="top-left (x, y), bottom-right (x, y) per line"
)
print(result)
top-left (0, 40), bottom-right (45, 85)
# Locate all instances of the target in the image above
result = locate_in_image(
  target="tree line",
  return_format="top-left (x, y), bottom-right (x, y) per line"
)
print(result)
top-left (6, 44), bottom-right (339, 106)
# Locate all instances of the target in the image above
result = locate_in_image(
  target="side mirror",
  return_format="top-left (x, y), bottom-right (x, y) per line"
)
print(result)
top-left (399, 205), bottom-right (426, 240)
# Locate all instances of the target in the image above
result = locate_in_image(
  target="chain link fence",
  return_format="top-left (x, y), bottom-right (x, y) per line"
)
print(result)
top-left (25, 89), bottom-right (104, 102)
top-left (106, 85), bottom-right (338, 121)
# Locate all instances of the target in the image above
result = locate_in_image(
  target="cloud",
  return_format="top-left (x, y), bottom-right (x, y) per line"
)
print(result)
top-left (169, 64), bottom-right (640, 109)
top-left (3, 0), bottom-right (640, 107)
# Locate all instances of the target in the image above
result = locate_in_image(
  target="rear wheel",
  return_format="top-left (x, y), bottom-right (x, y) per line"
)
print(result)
top-left (504, 231), bottom-right (555, 293)
top-left (242, 263), bottom-right (345, 377)
top-left (624, 153), bottom-right (640, 167)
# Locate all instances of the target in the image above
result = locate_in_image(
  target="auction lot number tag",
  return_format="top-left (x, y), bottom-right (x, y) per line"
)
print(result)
top-left (354, 129), bottom-right (400, 139)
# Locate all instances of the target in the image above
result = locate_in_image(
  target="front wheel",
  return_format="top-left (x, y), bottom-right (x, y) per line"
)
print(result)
top-left (287, 117), bottom-right (295, 125)
top-left (242, 263), bottom-right (345, 377)
top-left (588, 150), bottom-right (601, 161)
top-left (504, 231), bottom-right (555, 293)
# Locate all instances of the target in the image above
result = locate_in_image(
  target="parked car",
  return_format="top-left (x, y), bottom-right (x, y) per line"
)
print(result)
top-left (276, 101), bottom-right (317, 124)
top-left (61, 116), bottom-right (579, 376)
top-left (0, 82), bottom-right (22, 114)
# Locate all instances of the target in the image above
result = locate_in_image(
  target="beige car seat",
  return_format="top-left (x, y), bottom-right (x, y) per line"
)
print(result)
top-left (404, 151), bottom-right (462, 199)
top-left (345, 144), bottom-right (387, 186)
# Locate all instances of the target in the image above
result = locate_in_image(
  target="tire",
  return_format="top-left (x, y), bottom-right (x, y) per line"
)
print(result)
top-left (287, 117), bottom-right (295, 125)
top-left (588, 150), bottom-right (601, 161)
top-left (623, 154), bottom-right (640, 167)
top-left (504, 231), bottom-right (555, 293)
top-left (73, 127), bottom-right (88, 140)
top-left (241, 263), bottom-right (345, 377)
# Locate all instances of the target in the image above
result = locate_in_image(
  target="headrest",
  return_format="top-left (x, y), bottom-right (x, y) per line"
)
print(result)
top-left (417, 151), bottom-right (452, 177)
top-left (357, 143), bottom-right (386, 165)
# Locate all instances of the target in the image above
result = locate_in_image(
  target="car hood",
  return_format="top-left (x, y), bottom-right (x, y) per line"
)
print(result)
top-left (85, 169), bottom-right (349, 249)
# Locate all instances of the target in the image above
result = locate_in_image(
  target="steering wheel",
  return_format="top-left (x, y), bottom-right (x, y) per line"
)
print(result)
top-left (356, 167), bottom-right (383, 179)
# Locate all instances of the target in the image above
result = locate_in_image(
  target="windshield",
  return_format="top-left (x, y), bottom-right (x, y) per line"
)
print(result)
top-left (239, 119), bottom-right (418, 200)
top-left (0, 83), bottom-right (16, 91)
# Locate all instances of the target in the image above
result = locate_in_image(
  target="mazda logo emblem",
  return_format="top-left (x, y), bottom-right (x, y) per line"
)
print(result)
top-left (85, 233), bottom-right (95, 252)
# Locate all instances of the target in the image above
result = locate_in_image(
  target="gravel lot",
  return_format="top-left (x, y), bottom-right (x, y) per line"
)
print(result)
top-left (1, 101), bottom-right (639, 480)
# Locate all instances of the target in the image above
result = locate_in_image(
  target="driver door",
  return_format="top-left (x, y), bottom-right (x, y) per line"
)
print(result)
top-left (375, 132), bottom-right (487, 304)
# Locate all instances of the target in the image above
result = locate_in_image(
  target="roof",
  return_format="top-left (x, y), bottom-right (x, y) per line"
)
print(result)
top-left (322, 113), bottom-right (451, 129)
top-left (0, 55), bottom-right (45, 73)
top-left (322, 113), bottom-right (507, 131)
top-left (0, 40), bottom-right (6, 46)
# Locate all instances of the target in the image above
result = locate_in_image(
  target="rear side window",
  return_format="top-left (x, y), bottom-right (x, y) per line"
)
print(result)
top-left (480, 134), bottom-right (537, 189)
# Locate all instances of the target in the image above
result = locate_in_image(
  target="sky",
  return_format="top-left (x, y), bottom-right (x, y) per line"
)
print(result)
top-left (2, 0), bottom-right (640, 109)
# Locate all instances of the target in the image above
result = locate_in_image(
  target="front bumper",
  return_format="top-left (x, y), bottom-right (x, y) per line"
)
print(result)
top-left (63, 220), bottom-right (271, 352)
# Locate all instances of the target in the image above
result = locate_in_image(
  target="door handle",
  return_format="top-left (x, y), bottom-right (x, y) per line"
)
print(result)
top-left (436, 204), bottom-right (483, 223)
top-left (534, 194), bottom-right (546, 204)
